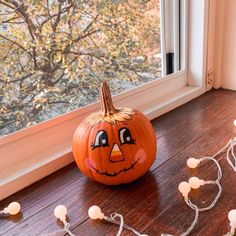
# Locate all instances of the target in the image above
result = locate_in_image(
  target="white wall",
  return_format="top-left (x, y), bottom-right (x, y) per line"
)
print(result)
top-left (213, 0), bottom-right (236, 90)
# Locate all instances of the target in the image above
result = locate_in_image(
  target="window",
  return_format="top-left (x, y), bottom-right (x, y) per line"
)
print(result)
top-left (0, 0), bottom-right (165, 136)
top-left (0, 0), bottom-right (208, 200)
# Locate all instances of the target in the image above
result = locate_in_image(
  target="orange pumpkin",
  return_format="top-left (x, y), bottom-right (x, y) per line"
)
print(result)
top-left (72, 82), bottom-right (156, 185)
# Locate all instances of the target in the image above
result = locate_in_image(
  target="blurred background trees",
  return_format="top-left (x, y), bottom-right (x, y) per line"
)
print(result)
top-left (0, 0), bottom-right (161, 135)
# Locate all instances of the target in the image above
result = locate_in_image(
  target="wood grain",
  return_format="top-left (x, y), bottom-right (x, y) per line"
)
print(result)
top-left (1, 89), bottom-right (236, 236)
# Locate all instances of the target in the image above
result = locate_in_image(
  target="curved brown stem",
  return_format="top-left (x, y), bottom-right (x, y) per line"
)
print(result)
top-left (100, 81), bottom-right (118, 116)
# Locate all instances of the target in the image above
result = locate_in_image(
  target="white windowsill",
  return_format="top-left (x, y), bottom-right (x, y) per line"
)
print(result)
top-left (0, 85), bottom-right (205, 200)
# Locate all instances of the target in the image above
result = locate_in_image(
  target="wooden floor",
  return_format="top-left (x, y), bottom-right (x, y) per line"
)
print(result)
top-left (1, 89), bottom-right (236, 236)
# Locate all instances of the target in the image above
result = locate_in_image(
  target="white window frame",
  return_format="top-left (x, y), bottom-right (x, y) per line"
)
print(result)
top-left (0, 0), bottom-right (209, 200)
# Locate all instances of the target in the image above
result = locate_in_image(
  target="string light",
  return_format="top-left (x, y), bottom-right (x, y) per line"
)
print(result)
top-left (54, 205), bottom-right (67, 224)
top-left (0, 202), bottom-right (21, 215)
top-left (178, 182), bottom-right (191, 199)
top-left (187, 158), bottom-right (200, 169)
top-left (224, 209), bottom-right (236, 236)
top-left (88, 205), bottom-right (104, 220)
top-left (88, 205), bottom-right (148, 236)
top-left (54, 205), bottom-right (75, 236)
top-left (163, 146), bottom-right (224, 236)
top-left (44, 205), bottom-right (75, 236)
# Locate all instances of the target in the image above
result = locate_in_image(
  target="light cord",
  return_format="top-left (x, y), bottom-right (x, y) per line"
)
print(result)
top-left (180, 199), bottom-right (199, 236)
top-left (224, 227), bottom-right (235, 236)
top-left (186, 180), bottom-right (222, 213)
top-left (42, 222), bottom-right (75, 236)
top-left (230, 227), bottom-right (236, 236)
top-left (162, 144), bottom-right (225, 236)
top-left (226, 139), bottom-right (236, 172)
top-left (64, 222), bottom-right (76, 236)
top-left (201, 157), bottom-right (223, 180)
top-left (104, 214), bottom-right (147, 236)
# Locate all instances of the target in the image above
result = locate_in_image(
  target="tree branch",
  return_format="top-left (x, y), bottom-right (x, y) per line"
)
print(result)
top-left (0, 72), bottom-right (33, 83)
top-left (52, 1), bottom-right (62, 32)
top-left (0, 33), bottom-right (31, 56)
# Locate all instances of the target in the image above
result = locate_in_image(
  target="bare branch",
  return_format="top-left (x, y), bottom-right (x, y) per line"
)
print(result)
top-left (40, 4), bottom-right (73, 28)
top-left (0, 33), bottom-right (31, 56)
top-left (7, 0), bottom-right (40, 41)
top-left (52, 1), bottom-right (62, 32)
top-left (1, 15), bottom-right (21, 23)
top-left (0, 1), bottom-right (15, 10)
top-left (48, 100), bottom-right (70, 104)
top-left (83, 13), bottom-right (99, 33)
top-left (75, 30), bottom-right (100, 43)
top-left (0, 72), bottom-right (33, 83)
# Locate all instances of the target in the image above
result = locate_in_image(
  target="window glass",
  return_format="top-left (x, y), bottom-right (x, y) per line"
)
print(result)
top-left (0, 0), bottom-right (161, 136)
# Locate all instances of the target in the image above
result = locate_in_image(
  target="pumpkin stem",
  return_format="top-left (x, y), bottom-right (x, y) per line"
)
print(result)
top-left (100, 81), bottom-right (118, 115)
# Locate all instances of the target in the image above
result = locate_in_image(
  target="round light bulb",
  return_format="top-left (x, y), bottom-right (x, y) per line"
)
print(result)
top-left (178, 181), bottom-right (191, 198)
top-left (88, 205), bottom-right (104, 220)
top-left (228, 209), bottom-right (236, 228)
top-left (189, 177), bottom-right (204, 189)
top-left (54, 205), bottom-right (67, 222)
top-left (4, 202), bottom-right (21, 215)
top-left (187, 158), bottom-right (200, 169)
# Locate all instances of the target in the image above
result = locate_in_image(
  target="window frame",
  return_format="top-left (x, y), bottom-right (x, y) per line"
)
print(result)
top-left (0, 0), bottom-right (209, 200)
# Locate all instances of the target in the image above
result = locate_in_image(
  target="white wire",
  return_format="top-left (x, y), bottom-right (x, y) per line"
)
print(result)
top-left (110, 213), bottom-right (124, 236)
top-left (41, 222), bottom-right (75, 236)
top-left (226, 141), bottom-right (236, 172)
top-left (105, 214), bottom-right (148, 236)
top-left (223, 227), bottom-right (235, 236)
top-left (187, 181), bottom-right (222, 212)
top-left (162, 141), bottom-right (227, 236)
top-left (180, 200), bottom-right (199, 236)
top-left (201, 157), bottom-right (223, 181)
top-left (64, 222), bottom-right (76, 236)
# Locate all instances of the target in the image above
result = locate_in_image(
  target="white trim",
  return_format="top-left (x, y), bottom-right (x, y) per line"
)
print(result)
top-left (187, 0), bottom-right (208, 88)
top-left (160, 0), bottom-right (166, 76)
top-left (174, 0), bottom-right (180, 72)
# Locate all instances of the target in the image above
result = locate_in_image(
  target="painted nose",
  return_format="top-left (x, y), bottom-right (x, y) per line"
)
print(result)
top-left (109, 144), bottom-right (125, 163)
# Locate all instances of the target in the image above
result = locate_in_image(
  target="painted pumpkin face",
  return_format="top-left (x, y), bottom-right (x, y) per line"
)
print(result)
top-left (72, 82), bottom-right (156, 185)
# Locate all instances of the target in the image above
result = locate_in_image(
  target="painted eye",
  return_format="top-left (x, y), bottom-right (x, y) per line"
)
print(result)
top-left (119, 128), bottom-right (136, 145)
top-left (91, 130), bottom-right (109, 149)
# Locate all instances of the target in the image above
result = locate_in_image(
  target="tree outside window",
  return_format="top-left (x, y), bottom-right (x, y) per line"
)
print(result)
top-left (0, 0), bottom-right (161, 136)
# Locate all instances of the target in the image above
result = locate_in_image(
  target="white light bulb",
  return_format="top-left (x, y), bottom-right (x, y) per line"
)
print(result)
top-left (178, 182), bottom-right (191, 198)
top-left (4, 202), bottom-right (21, 215)
top-left (88, 205), bottom-right (104, 220)
top-left (189, 177), bottom-right (204, 189)
top-left (54, 205), bottom-right (67, 222)
top-left (228, 209), bottom-right (236, 228)
top-left (187, 158), bottom-right (200, 169)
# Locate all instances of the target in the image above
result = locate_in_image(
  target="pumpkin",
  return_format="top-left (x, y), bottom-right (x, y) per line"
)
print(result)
top-left (72, 82), bottom-right (156, 185)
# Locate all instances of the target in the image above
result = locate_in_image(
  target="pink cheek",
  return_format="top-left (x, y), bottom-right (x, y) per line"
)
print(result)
top-left (135, 148), bottom-right (147, 163)
top-left (85, 158), bottom-right (96, 171)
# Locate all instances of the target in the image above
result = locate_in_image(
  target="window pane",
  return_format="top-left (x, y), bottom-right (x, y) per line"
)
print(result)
top-left (0, 0), bottom-right (162, 136)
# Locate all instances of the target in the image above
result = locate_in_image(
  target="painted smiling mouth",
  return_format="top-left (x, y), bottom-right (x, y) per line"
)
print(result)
top-left (89, 158), bottom-right (140, 177)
